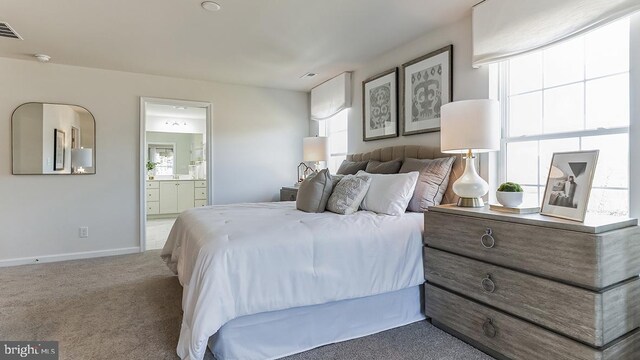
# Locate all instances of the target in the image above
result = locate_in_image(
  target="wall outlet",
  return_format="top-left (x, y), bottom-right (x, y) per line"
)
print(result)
top-left (79, 227), bottom-right (89, 238)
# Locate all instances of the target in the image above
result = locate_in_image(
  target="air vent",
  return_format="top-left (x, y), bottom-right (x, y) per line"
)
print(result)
top-left (300, 72), bottom-right (317, 79)
top-left (0, 22), bottom-right (23, 40)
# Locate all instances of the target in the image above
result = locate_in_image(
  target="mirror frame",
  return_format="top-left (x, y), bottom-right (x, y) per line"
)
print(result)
top-left (11, 102), bottom-right (97, 175)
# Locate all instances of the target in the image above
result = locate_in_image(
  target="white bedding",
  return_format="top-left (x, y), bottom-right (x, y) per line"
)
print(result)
top-left (161, 202), bottom-right (425, 360)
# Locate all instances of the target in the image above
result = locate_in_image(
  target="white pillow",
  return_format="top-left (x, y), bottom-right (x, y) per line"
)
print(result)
top-left (357, 170), bottom-right (419, 216)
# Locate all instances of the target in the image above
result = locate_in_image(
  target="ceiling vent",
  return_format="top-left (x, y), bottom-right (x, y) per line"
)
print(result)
top-left (0, 22), bottom-right (23, 40)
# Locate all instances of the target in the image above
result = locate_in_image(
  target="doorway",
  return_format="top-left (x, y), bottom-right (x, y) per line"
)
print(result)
top-left (139, 98), bottom-right (213, 251)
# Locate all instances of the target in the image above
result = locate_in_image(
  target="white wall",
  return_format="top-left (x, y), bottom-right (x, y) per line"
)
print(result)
top-left (12, 103), bottom-right (43, 174)
top-left (0, 57), bottom-right (308, 264)
top-left (311, 15), bottom-right (490, 154)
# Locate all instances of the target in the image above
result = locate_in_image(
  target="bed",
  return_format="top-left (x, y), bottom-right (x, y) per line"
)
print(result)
top-left (161, 145), bottom-right (463, 360)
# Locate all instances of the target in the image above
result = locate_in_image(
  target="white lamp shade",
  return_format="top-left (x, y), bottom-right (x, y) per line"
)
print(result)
top-left (71, 148), bottom-right (93, 167)
top-left (440, 99), bottom-right (500, 154)
top-left (303, 137), bottom-right (329, 162)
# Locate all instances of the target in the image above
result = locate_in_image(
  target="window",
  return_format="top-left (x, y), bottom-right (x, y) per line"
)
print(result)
top-left (148, 144), bottom-right (175, 176)
top-left (318, 110), bottom-right (348, 173)
top-left (499, 18), bottom-right (630, 216)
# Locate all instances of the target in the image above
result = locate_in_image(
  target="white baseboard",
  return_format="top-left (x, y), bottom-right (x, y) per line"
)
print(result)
top-left (0, 247), bottom-right (141, 267)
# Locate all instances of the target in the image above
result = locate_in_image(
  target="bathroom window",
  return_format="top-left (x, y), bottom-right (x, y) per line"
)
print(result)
top-left (148, 144), bottom-right (175, 176)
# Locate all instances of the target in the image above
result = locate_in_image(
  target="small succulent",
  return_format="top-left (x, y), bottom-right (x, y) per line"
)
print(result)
top-left (146, 161), bottom-right (157, 171)
top-left (497, 182), bottom-right (523, 192)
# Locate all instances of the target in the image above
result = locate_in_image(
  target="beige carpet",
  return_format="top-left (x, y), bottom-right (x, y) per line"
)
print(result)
top-left (0, 251), bottom-right (493, 360)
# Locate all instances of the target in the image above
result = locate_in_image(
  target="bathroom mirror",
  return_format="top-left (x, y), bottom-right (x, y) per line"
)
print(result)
top-left (12, 102), bottom-right (96, 175)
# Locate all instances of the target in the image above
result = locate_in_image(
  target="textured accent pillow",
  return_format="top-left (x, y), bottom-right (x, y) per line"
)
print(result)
top-left (331, 174), bottom-right (345, 188)
top-left (296, 169), bottom-right (333, 213)
top-left (326, 175), bottom-right (372, 215)
top-left (400, 157), bottom-right (456, 212)
top-left (358, 171), bottom-right (419, 216)
top-left (336, 160), bottom-right (369, 175)
top-left (365, 159), bottom-right (402, 174)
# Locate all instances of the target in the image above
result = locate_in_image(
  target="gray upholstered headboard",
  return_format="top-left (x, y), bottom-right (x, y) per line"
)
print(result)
top-left (346, 145), bottom-right (463, 205)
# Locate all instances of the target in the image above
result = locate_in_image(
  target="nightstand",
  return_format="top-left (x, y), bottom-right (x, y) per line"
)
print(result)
top-left (280, 186), bottom-right (298, 201)
top-left (423, 205), bottom-right (640, 360)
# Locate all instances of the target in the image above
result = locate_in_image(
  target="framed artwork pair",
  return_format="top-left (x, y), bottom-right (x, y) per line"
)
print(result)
top-left (363, 45), bottom-right (452, 141)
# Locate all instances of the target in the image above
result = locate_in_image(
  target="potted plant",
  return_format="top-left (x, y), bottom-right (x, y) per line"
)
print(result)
top-left (496, 182), bottom-right (524, 207)
top-left (146, 161), bottom-right (156, 180)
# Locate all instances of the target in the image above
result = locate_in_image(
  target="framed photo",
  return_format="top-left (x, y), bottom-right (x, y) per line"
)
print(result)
top-left (541, 150), bottom-right (599, 222)
top-left (362, 68), bottom-right (398, 141)
top-left (400, 44), bottom-right (453, 136)
top-left (54, 129), bottom-right (65, 171)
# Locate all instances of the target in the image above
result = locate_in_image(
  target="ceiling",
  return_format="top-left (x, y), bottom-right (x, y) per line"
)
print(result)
top-left (0, 0), bottom-right (477, 91)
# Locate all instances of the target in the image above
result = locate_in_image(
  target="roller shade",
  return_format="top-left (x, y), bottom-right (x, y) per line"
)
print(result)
top-left (472, 0), bottom-right (640, 67)
top-left (310, 72), bottom-right (351, 121)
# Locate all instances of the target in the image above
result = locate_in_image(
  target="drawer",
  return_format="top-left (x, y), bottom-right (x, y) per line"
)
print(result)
top-left (280, 189), bottom-right (297, 201)
top-left (195, 200), bottom-right (207, 207)
top-left (195, 180), bottom-right (207, 188)
top-left (147, 188), bottom-right (159, 202)
top-left (425, 284), bottom-right (640, 360)
top-left (146, 201), bottom-right (159, 215)
top-left (424, 248), bottom-right (640, 346)
top-left (146, 181), bottom-right (159, 189)
top-left (195, 188), bottom-right (207, 200)
top-left (424, 211), bottom-right (640, 289)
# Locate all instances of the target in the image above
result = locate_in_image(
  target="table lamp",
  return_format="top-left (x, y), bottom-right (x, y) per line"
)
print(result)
top-left (297, 137), bottom-right (329, 183)
top-left (71, 148), bottom-right (93, 174)
top-left (441, 99), bottom-right (500, 207)
top-left (303, 136), bottom-right (329, 171)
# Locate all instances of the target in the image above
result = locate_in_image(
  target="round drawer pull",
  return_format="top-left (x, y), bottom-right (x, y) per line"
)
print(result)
top-left (482, 318), bottom-right (497, 338)
top-left (480, 228), bottom-right (495, 248)
top-left (481, 274), bottom-right (496, 293)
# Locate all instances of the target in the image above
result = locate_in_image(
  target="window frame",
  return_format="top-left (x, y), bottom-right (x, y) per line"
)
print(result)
top-left (318, 109), bottom-right (348, 173)
top-left (148, 142), bottom-right (176, 176)
top-left (496, 22), bottom-right (632, 214)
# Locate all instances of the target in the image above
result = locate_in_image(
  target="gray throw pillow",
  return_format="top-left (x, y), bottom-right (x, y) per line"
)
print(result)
top-left (365, 160), bottom-right (402, 174)
top-left (326, 174), bottom-right (372, 215)
top-left (336, 160), bottom-right (369, 175)
top-left (399, 157), bottom-right (456, 212)
top-left (296, 169), bottom-right (333, 213)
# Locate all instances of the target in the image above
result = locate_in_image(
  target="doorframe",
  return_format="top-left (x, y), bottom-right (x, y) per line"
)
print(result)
top-left (139, 97), bottom-right (213, 252)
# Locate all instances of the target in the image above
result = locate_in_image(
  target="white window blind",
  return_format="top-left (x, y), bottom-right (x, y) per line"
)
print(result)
top-left (473, 0), bottom-right (640, 67)
top-left (310, 73), bottom-right (352, 121)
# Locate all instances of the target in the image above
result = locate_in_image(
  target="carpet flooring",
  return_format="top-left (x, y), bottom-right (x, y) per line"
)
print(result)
top-left (0, 250), bottom-right (494, 360)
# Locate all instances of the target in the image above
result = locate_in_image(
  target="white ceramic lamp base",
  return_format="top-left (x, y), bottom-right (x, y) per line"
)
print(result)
top-left (453, 153), bottom-right (488, 208)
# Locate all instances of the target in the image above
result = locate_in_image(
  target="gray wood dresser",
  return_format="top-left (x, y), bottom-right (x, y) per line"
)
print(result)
top-left (279, 186), bottom-right (298, 201)
top-left (423, 205), bottom-right (640, 360)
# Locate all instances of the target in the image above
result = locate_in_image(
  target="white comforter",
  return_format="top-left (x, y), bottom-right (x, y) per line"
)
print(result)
top-left (161, 202), bottom-right (424, 360)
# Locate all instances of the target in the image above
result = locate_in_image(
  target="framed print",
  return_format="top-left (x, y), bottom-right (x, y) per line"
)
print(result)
top-left (541, 150), bottom-right (599, 222)
top-left (362, 68), bottom-right (398, 141)
top-left (54, 129), bottom-right (65, 171)
top-left (401, 45), bottom-right (453, 136)
top-left (71, 126), bottom-right (80, 149)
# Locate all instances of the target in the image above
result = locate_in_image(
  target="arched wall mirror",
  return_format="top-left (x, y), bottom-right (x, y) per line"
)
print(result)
top-left (12, 102), bottom-right (96, 175)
